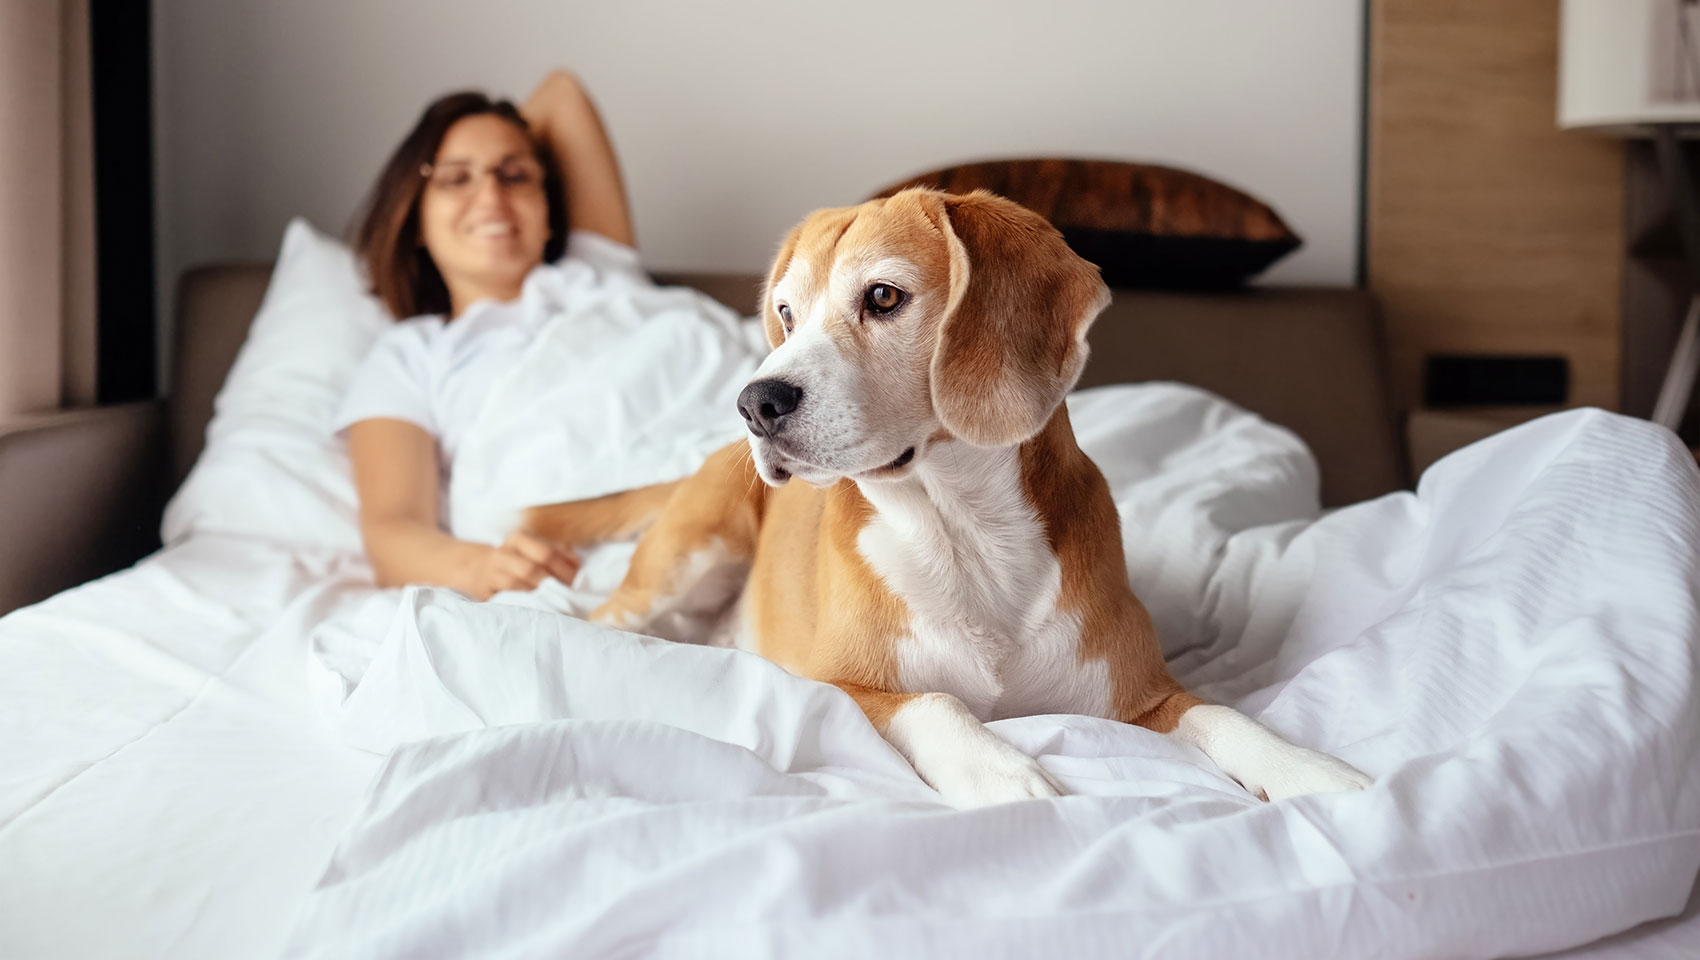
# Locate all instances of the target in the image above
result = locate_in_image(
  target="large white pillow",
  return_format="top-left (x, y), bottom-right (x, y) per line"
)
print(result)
top-left (162, 219), bottom-right (389, 553)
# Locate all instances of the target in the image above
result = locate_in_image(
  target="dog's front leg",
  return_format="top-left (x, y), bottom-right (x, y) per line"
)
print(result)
top-left (836, 683), bottom-right (1063, 808)
top-left (591, 532), bottom-right (751, 643)
top-left (523, 479), bottom-right (685, 548)
top-left (587, 444), bottom-right (763, 643)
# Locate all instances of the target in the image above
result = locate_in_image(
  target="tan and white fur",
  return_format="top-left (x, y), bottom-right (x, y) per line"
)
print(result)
top-left (525, 189), bottom-right (1370, 808)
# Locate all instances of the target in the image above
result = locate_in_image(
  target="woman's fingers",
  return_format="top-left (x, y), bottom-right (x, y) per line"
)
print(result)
top-left (504, 532), bottom-right (581, 585)
top-left (497, 550), bottom-right (550, 591)
top-left (475, 533), bottom-right (580, 599)
top-left (503, 531), bottom-right (553, 564)
top-left (548, 548), bottom-right (581, 583)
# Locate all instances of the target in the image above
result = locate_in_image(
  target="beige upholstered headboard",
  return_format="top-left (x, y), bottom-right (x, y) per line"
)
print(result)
top-left (171, 267), bottom-right (1404, 508)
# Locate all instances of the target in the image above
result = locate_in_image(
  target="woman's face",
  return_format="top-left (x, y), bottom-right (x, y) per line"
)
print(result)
top-left (418, 114), bottom-right (551, 312)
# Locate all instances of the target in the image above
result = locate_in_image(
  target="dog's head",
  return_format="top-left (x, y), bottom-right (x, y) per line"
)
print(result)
top-left (739, 188), bottom-right (1111, 487)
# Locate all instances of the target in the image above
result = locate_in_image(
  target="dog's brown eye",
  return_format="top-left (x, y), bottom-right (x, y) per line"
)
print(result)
top-left (864, 284), bottom-right (905, 316)
top-left (777, 303), bottom-right (793, 332)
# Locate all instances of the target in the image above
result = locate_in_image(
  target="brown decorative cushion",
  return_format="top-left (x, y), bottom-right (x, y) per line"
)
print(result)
top-left (869, 158), bottom-right (1302, 289)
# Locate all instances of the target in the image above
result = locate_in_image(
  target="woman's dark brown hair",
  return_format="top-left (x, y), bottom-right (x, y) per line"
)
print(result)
top-left (353, 92), bottom-right (569, 319)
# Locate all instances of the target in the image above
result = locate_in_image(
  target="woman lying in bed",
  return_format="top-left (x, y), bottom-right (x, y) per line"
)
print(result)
top-left (338, 71), bottom-right (631, 600)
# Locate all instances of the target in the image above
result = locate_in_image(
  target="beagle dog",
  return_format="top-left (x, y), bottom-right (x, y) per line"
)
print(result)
top-left (525, 188), bottom-right (1371, 808)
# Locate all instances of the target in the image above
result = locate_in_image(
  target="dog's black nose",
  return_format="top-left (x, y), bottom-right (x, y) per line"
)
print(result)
top-left (738, 379), bottom-right (803, 437)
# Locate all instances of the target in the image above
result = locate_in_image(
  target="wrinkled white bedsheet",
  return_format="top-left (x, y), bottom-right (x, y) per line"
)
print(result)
top-left (0, 535), bottom-right (384, 958)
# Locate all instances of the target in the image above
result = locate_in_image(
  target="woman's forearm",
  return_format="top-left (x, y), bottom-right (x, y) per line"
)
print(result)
top-left (360, 517), bottom-right (488, 595)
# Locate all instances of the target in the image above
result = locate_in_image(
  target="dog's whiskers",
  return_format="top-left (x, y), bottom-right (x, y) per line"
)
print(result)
top-left (733, 443), bottom-right (762, 500)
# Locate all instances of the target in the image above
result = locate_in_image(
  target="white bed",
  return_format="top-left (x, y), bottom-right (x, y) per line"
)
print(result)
top-left (3, 222), bottom-right (1697, 959)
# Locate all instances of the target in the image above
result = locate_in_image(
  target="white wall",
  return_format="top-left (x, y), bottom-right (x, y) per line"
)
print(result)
top-left (154, 0), bottom-right (1363, 361)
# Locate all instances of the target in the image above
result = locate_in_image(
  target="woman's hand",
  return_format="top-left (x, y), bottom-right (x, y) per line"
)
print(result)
top-left (349, 419), bottom-right (584, 600)
top-left (467, 530), bottom-right (582, 601)
top-left (520, 70), bottom-right (584, 136)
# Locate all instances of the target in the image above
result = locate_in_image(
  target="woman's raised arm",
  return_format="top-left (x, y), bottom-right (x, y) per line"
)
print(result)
top-left (521, 70), bottom-right (636, 248)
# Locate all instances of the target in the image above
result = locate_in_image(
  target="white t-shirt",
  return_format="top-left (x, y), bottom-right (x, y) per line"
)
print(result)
top-left (333, 230), bottom-right (647, 479)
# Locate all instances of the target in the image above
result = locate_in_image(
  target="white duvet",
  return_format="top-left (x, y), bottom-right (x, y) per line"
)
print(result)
top-left (4, 221), bottom-right (1698, 959)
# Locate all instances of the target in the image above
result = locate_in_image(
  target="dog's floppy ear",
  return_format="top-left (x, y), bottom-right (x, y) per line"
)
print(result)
top-left (759, 222), bottom-right (805, 349)
top-left (930, 190), bottom-right (1111, 447)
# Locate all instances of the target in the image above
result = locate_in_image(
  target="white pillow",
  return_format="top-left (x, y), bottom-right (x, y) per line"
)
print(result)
top-left (162, 219), bottom-right (389, 553)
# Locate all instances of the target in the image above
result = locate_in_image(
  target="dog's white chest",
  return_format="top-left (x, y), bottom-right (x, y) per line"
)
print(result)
top-left (856, 447), bottom-right (1112, 721)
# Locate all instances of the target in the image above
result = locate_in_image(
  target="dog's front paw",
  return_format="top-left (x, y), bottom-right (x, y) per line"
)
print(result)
top-left (1243, 747), bottom-right (1371, 802)
top-left (921, 738), bottom-right (1065, 809)
top-left (881, 692), bottom-right (1065, 808)
top-left (1172, 705), bottom-right (1371, 803)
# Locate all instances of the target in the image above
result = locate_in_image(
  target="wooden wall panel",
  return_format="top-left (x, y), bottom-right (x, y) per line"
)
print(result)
top-left (1367, 0), bottom-right (1624, 413)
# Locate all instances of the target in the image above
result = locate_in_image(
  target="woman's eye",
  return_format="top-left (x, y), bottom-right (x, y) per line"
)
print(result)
top-left (777, 304), bottom-right (793, 332)
top-left (864, 284), bottom-right (905, 316)
top-left (495, 163), bottom-right (544, 190)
